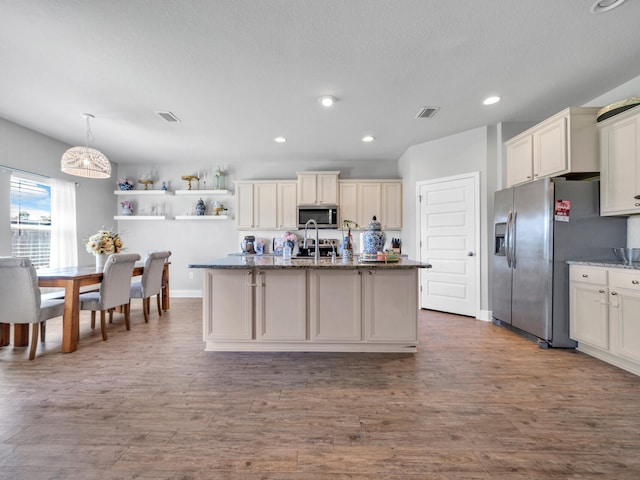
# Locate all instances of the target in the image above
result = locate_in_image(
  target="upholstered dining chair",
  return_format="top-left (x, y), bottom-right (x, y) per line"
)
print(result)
top-left (0, 256), bottom-right (65, 360)
top-left (129, 250), bottom-right (171, 322)
top-left (79, 253), bottom-right (140, 341)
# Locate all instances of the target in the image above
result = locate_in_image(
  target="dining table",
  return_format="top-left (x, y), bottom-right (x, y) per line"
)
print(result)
top-left (0, 261), bottom-right (170, 353)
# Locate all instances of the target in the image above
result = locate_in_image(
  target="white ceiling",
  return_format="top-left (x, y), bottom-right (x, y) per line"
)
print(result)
top-left (1, 0), bottom-right (640, 167)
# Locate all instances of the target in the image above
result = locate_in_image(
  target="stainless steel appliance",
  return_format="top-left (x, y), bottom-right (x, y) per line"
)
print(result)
top-left (492, 178), bottom-right (626, 347)
top-left (297, 205), bottom-right (339, 229)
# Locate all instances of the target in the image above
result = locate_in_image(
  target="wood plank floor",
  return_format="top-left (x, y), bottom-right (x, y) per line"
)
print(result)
top-left (1, 299), bottom-right (640, 479)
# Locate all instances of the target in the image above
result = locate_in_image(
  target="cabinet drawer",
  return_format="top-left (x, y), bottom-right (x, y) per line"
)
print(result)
top-left (570, 266), bottom-right (607, 285)
top-left (609, 269), bottom-right (640, 291)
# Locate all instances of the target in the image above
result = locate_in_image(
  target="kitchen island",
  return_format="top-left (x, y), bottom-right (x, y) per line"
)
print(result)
top-left (188, 255), bottom-right (429, 353)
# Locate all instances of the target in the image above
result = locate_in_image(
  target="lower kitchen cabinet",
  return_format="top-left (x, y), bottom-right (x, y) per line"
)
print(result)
top-left (363, 268), bottom-right (418, 342)
top-left (308, 269), bottom-right (362, 342)
top-left (569, 264), bottom-right (640, 376)
top-left (200, 265), bottom-right (420, 352)
top-left (256, 269), bottom-right (306, 341)
top-left (203, 269), bottom-right (253, 341)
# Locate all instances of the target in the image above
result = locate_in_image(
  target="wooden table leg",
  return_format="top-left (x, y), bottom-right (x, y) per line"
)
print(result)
top-left (61, 280), bottom-right (81, 353)
top-left (162, 263), bottom-right (170, 311)
top-left (14, 324), bottom-right (30, 347)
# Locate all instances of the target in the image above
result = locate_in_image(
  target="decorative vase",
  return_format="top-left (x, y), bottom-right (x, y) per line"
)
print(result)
top-left (118, 183), bottom-right (132, 191)
top-left (121, 206), bottom-right (133, 215)
top-left (285, 240), bottom-right (295, 252)
top-left (342, 235), bottom-right (353, 259)
top-left (362, 216), bottom-right (386, 254)
top-left (95, 254), bottom-right (107, 269)
top-left (195, 198), bottom-right (206, 216)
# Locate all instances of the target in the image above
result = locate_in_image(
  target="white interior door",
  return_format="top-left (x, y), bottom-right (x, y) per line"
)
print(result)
top-left (418, 173), bottom-right (479, 317)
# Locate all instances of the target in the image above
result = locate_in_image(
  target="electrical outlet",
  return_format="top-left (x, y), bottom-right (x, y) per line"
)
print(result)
top-left (188, 271), bottom-right (194, 279)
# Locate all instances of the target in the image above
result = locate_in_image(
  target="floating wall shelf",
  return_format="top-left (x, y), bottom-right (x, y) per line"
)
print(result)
top-left (114, 215), bottom-right (168, 220)
top-left (113, 190), bottom-right (174, 196)
top-left (174, 189), bottom-right (230, 195)
top-left (174, 215), bottom-right (229, 221)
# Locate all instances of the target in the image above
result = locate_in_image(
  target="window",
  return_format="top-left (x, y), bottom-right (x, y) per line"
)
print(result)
top-left (10, 175), bottom-right (52, 268)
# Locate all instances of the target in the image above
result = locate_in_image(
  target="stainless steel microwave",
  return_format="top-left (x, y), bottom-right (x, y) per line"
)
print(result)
top-left (297, 205), bottom-right (339, 229)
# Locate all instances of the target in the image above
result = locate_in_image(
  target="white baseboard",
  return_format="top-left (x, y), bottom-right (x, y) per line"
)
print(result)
top-left (170, 290), bottom-right (202, 298)
top-left (477, 310), bottom-right (491, 322)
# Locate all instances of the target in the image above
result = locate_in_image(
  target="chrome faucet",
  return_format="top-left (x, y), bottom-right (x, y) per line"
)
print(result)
top-left (303, 219), bottom-right (319, 262)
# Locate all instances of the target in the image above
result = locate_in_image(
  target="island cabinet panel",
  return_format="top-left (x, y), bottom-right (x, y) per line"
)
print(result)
top-left (204, 269), bottom-right (253, 340)
top-left (255, 269), bottom-right (306, 341)
top-left (362, 268), bottom-right (418, 343)
top-left (309, 269), bottom-right (362, 341)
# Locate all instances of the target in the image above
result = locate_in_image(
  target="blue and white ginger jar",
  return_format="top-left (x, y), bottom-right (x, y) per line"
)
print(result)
top-left (363, 216), bottom-right (386, 254)
top-left (195, 198), bottom-right (206, 216)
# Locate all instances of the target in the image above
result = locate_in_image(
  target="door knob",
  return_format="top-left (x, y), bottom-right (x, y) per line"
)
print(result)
top-left (468, 252), bottom-right (475, 256)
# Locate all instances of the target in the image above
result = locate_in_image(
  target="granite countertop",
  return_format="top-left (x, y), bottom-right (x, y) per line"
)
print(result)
top-left (188, 255), bottom-right (429, 270)
top-left (567, 260), bottom-right (640, 270)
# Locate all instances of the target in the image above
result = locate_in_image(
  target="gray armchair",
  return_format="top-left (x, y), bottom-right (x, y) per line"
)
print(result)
top-left (79, 253), bottom-right (141, 341)
top-left (0, 256), bottom-right (65, 360)
top-left (130, 250), bottom-right (171, 322)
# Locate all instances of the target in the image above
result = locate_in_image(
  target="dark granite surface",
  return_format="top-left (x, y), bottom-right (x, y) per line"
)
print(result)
top-left (188, 255), bottom-right (428, 269)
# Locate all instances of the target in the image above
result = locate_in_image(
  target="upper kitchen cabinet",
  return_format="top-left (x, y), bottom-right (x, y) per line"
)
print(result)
top-left (599, 105), bottom-right (640, 216)
top-left (505, 107), bottom-right (600, 187)
top-left (235, 180), bottom-right (297, 230)
top-left (297, 171), bottom-right (339, 205)
top-left (339, 180), bottom-right (402, 230)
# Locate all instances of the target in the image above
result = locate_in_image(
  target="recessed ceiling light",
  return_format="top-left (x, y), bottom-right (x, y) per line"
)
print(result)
top-left (274, 137), bottom-right (287, 143)
top-left (483, 96), bottom-right (501, 105)
top-left (590, 0), bottom-right (626, 14)
top-left (362, 136), bottom-right (375, 143)
top-left (319, 96), bottom-right (337, 107)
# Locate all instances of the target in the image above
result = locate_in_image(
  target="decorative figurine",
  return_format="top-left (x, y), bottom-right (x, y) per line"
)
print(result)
top-left (195, 198), bottom-right (206, 216)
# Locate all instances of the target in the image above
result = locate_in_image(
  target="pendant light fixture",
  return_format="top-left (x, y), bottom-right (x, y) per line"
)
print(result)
top-left (61, 113), bottom-right (111, 179)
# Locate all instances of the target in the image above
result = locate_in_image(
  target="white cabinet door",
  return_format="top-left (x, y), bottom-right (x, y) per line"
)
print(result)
top-left (534, 116), bottom-right (567, 179)
top-left (569, 281), bottom-right (609, 350)
top-left (609, 270), bottom-right (640, 363)
top-left (255, 269), bottom-right (306, 341)
top-left (309, 269), bottom-right (361, 341)
top-left (506, 135), bottom-right (533, 186)
top-left (297, 172), bottom-right (339, 205)
top-left (204, 269), bottom-right (253, 340)
top-left (339, 181), bottom-right (358, 226)
top-left (277, 181), bottom-right (298, 229)
top-left (297, 173), bottom-right (317, 205)
top-left (381, 181), bottom-right (402, 229)
top-left (358, 182), bottom-right (382, 227)
top-left (600, 111), bottom-right (640, 215)
top-left (235, 182), bottom-right (254, 228)
top-left (362, 268), bottom-right (417, 342)
top-left (254, 182), bottom-right (277, 229)
top-left (317, 173), bottom-right (338, 204)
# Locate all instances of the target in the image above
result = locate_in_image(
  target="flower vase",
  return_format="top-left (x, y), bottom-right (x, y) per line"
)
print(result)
top-left (122, 207), bottom-right (133, 215)
top-left (95, 254), bottom-right (107, 269)
top-left (285, 240), bottom-right (295, 254)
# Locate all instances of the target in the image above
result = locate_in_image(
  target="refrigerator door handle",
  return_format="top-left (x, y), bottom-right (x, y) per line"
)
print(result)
top-left (505, 211), bottom-right (513, 267)
top-left (511, 210), bottom-right (517, 269)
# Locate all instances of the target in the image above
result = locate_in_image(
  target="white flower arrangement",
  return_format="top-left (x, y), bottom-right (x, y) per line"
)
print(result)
top-left (85, 228), bottom-right (123, 255)
top-left (282, 231), bottom-right (297, 243)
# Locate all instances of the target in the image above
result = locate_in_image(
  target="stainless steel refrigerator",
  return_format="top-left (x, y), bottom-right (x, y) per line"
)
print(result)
top-left (492, 178), bottom-right (626, 347)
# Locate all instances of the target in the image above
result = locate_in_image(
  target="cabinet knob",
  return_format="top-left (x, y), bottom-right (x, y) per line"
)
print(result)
top-left (632, 280), bottom-right (639, 285)
top-left (634, 194), bottom-right (640, 200)
top-left (611, 291), bottom-right (618, 296)
top-left (635, 203), bottom-right (640, 207)
top-left (534, 173), bottom-right (539, 177)
top-left (599, 289), bottom-right (605, 293)
top-left (582, 274), bottom-right (588, 278)
top-left (527, 176), bottom-right (532, 179)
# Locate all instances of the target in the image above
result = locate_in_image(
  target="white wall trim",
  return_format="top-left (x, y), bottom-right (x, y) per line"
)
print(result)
top-left (478, 310), bottom-right (492, 322)
top-left (171, 290), bottom-right (203, 298)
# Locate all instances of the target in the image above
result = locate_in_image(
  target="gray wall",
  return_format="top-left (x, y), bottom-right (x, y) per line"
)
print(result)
top-left (0, 117), bottom-right (114, 264)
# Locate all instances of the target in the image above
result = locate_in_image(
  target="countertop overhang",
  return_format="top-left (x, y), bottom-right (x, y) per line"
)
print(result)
top-left (567, 260), bottom-right (640, 270)
top-left (188, 255), bottom-right (429, 270)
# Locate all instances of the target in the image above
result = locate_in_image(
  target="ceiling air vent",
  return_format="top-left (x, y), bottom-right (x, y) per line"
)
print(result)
top-left (155, 111), bottom-right (181, 123)
top-left (415, 106), bottom-right (440, 119)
